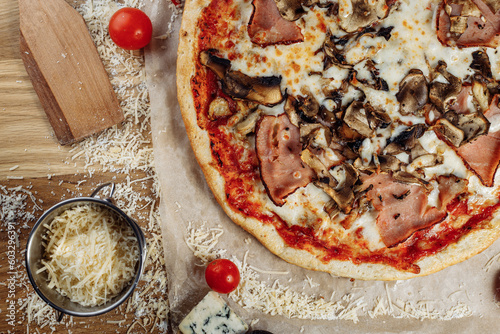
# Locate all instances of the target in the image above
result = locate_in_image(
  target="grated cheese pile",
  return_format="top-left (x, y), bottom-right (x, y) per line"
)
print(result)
top-left (40, 204), bottom-right (139, 307)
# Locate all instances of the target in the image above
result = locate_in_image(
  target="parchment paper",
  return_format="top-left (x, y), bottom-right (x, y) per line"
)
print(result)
top-left (144, 1), bottom-right (500, 332)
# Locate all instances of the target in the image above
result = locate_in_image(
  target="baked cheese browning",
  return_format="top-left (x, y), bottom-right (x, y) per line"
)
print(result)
top-left (187, 0), bottom-right (500, 275)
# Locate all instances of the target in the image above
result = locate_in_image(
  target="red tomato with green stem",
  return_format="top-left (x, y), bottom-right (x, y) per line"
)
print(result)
top-left (205, 259), bottom-right (240, 294)
top-left (109, 8), bottom-right (153, 50)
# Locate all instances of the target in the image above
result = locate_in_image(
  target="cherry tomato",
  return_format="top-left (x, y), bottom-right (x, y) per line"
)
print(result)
top-left (205, 259), bottom-right (240, 294)
top-left (108, 8), bottom-right (153, 50)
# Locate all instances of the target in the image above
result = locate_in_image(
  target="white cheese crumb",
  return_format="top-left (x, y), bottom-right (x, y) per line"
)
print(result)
top-left (7, 176), bottom-right (24, 180)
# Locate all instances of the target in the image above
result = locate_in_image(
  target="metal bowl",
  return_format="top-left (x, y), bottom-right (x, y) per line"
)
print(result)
top-left (25, 183), bottom-right (147, 320)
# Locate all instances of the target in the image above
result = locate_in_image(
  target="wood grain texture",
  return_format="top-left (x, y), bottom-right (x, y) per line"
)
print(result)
top-left (18, 0), bottom-right (124, 144)
top-left (0, 173), bottom-right (164, 333)
top-left (1, 1), bottom-right (168, 333)
top-left (0, 58), bottom-right (87, 179)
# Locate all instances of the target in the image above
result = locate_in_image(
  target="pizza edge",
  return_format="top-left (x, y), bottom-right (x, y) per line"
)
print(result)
top-left (176, 0), bottom-right (500, 280)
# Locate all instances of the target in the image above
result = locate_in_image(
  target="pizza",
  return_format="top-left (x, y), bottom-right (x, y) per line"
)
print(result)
top-left (176, 0), bottom-right (500, 280)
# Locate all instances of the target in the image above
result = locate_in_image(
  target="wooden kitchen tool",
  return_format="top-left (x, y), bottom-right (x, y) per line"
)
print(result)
top-left (19, 0), bottom-right (124, 145)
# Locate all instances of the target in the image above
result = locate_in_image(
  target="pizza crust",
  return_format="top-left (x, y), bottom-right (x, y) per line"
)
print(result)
top-left (177, 0), bottom-right (500, 280)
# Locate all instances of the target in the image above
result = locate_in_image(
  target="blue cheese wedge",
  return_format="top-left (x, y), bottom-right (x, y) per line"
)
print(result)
top-left (179, 291), bottom-right (248, 334)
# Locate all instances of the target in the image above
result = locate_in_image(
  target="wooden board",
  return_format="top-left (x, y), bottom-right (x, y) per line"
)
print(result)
top-left (0, 1), bottom-right (86, 178)
top-left (0, 174), bottom-right (164, 333)
top-left (18, 0), bottom-right (124, 145)
top-left (0, 1), bottom-right (168, 333)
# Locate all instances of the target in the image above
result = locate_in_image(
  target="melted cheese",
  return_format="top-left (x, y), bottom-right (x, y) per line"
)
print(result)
top-left (40, 204), bottom-right (139, 307)
top-left (220, 0), bottom-right (500, 250)
top-left (418, 131), bottom-right (469, 180)
top-left (269, 183), bottom-right (331, 225)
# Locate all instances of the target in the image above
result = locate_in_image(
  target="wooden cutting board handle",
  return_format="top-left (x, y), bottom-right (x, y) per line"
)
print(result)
top-left (19, 0), bottom-right (124, 145)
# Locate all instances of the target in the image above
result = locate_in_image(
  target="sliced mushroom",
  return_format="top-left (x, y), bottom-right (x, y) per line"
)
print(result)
top-left (326, 163), bottom-right (360, 214)
top-left (353, 156), bottom-right (377, 172)
top-left (377, 154), bottom-right (403, 172)
top-left (323, 27), bottom-right (389, 69)
top-left (376, 26), bottom-right (394, 40)
top-left (337, 0), bottom-right (391, 33)
top-left (296, 90), bottom-right (320, 119)
top-left (429, 61), bottom-right (462, 112)
top-left (383, 142), bottom-right (404, 155)
top-left (392, 170), bottom-right (429, 188)
top-left (227, 101), bottom-right (258, 127)
top-left (470, 50), bottom-right (494, 81)
top-left (336, 121), bottom-right (365, 142)
top-left (472, 80), bottom-right (491, 112)
top-left (432, 118), bottom-right (465, 147)
top-left (449, 15), bottom-right (469, 34)
top-left (323, 30), bottom-right (355, 69)
top-left (396, 69), bottom-right (429, 116)
top-left (274, 0), bottom-right (306, 21)
top-left (200, 50), bottom-right (283, 106)
top-left (406, 154), bottom-right (443, 174)
top-left (318, 105), bottom-right (337, 127)
top-left (365, 103), bottom-right (391, 130)
top-left (322, 87), bottom-right (344, 111)
top-left (443, 110), bottom-right (490, 143)
top-left (302, 127), bottom-right (344, 169)
top-left (200, 50), bottom-right (230, 77)
top-left (235, 109), bottom-right (262, 137)
top-left (301, 148), bottom-right (338, 188)
top-left (300, 123), bottom-right (322, 140)
top-left (384, 124), bottom-right (427, 154)
top-left (353, 60), bottom-right (390, 92)
top-left (410, 142), bottom-right (429, 160)
top-left (208, 97), bottom-right (232, 120)
top-left (342, 144), bottom-right (362, 160)
top-left (455, 112), bottom-right (490, 143)
top-left (224, 71), bottom-right (284, 106)
top-left (343, 101), bottom-right (373, 137)
top-left (302, 125), bottom-right (331, 150)
top-left (284, 95), bottom-right (301, 127)
top-left (324, 199), bottom-right (341, 219)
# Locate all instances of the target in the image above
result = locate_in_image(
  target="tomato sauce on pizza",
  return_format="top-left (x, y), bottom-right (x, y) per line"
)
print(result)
top-left (178, 0), bottom-right (500, 279)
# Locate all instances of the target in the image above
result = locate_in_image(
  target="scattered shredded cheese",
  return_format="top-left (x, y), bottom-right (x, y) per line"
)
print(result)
top-left (186, 222), bottom-right (475, 322)
top-left (40, 204), bottom-right (139, 306)
top-left (4, 0), bottom-right (171, 332)
top-left (483, 251), bottom-right (500, 272)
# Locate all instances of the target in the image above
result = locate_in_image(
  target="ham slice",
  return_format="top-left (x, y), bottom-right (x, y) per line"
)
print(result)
top-left (248, 0), bottom-right (304, 47)
top-left (436, 0), bottom-right (500, 48)
top-left (256, 113), bottom-right (314, 206)
top-left (449, 85), bottom-right (473, 114)
top-left (456, 95), bottom-right (500, 186)
top-left (363, 173), bottom-right (466, 247)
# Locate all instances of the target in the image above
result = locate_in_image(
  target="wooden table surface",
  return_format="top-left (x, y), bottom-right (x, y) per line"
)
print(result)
top-left (0, 0), bottom-right (169, 333)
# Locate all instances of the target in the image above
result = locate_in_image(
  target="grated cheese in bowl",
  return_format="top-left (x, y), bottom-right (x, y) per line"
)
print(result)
top-left (38, 204), bottom-right (140, 307)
